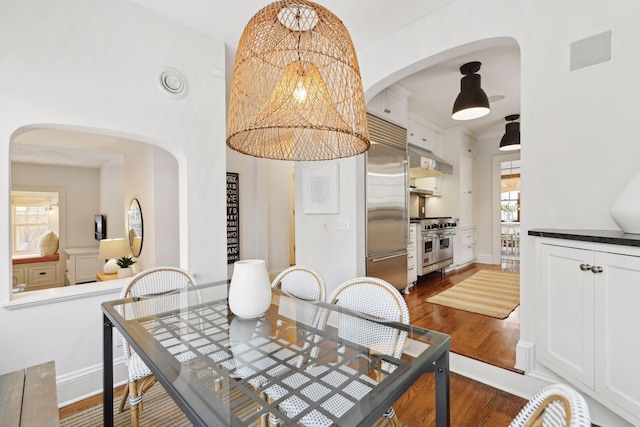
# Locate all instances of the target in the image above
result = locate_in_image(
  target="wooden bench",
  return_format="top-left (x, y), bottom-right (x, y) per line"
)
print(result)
top-left (0, 361), bottom-right (59, 427)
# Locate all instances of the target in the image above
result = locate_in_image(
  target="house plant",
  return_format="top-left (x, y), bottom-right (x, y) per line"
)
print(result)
top-left (116, 256), bottom-right (136, 279)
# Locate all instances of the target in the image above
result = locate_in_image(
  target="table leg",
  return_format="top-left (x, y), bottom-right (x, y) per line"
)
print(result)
top-left (434, 350), bottom-right (450, 427)
top-left (103, 314), bottom-right (114, 427)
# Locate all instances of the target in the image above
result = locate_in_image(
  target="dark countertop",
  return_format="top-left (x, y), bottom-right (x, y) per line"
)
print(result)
top-left (528, 228), bottom-right (640, 247)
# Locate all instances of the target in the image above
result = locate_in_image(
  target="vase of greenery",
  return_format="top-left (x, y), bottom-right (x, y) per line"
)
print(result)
top-left (116, 256), bottom-right (136, 279)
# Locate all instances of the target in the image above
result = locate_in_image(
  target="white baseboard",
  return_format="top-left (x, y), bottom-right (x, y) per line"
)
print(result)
top-left (475, 253), bottom-right (495, 265)
top-left (57, 357), bottom-right (127, 407)
top-left (515, 340), bottom-right (535, 372)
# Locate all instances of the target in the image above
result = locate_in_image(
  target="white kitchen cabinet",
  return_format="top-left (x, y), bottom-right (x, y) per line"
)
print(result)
top-left (65, 247), bottom-right (101, 285)
top-left (367, 84), bottom-right (411, 127)
top-left (536, 239), bottom-right (640, 422)
top-left (459, 133), bottom-right (476, 158)
top-left (440, 128), bottom-right (478, 268)
top-left (13, 261), bottom-right (61, 291)
top-left (407, 223), bottom-right (418, 287)
top-left (407, 120), bottom-right (439, 152)
top-left (458, 227), bottom-right (476, 265)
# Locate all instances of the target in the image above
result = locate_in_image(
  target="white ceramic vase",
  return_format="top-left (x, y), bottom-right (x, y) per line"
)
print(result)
top-left (117, 267), bottom-right (133, 279)
top-left (610, 168), bottom-right (640, 234)
top-left (228, 259), bottom-right (272, 319)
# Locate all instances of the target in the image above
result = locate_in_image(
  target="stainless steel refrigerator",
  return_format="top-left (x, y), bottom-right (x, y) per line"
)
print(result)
top-left (365, 113), bottom-right (408, 291)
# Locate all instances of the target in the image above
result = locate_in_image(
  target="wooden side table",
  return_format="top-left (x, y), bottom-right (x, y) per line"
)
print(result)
top-left (96, 273), bottom-right (119, 282)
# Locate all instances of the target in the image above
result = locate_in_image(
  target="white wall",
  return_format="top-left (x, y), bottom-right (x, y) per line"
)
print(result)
top-left (12, 163), bottom-right (101, 249)
top-left (0, 0), bottom-right (226, 404)
top-left (295, 157), bottom-right (361, 295)
top-left (100, 157), bottom-right (125, 240)
top-left (153, 146), bottom-right (180, 267)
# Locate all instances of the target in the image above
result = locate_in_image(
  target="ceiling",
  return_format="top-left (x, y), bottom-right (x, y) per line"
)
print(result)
top-left (12, 0), bottom-right (520, 168)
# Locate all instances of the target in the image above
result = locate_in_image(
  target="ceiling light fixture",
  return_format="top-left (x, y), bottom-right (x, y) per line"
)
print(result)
top-left (499, 114), bottom-right (521, 151)
top-left (452, 61), bottom-right (490, 121)
top-left (226, 0), bottom-right (370, 161)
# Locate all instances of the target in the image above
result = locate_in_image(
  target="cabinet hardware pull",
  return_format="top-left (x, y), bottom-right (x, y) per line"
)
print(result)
top-left (579, 263), bottom-right (591, 271)
top-left (39, 272), bottom-right (46, 275)
top-left (384, 108), bottom-right (391, 113)
top-left (591, 266), bottom-right (603, 274)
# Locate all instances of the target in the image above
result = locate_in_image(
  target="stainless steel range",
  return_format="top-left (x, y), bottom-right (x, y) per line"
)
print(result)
top-left (411, 217), bottom-right (457, 275)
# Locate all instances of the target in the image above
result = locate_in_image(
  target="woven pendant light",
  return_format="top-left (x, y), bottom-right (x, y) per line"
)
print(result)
top-left (227, 0), bottom-right (370, 161)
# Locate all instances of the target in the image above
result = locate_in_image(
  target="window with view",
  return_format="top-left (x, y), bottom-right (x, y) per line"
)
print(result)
top-left (11, 191), bottom-right (59, 255)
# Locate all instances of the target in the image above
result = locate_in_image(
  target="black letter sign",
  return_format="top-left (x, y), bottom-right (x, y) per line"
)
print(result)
top-left (227, 172), bottom-right (240, 264)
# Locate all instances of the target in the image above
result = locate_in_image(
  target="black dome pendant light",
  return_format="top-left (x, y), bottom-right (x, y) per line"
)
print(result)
top-left (499, 114), bottom-right (521, 151)
top-left (452, 61), bottom-right (490, 120)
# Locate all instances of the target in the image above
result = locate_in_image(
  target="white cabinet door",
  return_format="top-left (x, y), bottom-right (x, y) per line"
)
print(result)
top-left (459, 154), bottom-right (475, 194)
top-left (75, 254), bottom-right (101, 283)
top-left (368, 87), bottom-right (409, 127)
top-left (594, 251), bottom-right (640, 417)
top-left (538, 243), bottom-right (595, 387)
top-left (459, 133), bottom-right (476, 158)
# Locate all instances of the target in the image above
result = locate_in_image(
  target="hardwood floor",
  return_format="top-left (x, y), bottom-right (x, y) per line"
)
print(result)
top-left (405, 261), bottom-right (522, 373)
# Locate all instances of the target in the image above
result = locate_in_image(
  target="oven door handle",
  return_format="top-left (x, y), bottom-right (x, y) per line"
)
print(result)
top-left (370, 251), bottom-right (408, 262)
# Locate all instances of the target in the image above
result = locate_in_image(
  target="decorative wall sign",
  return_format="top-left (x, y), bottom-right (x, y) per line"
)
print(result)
top-left (227, 172), bottom-right (240, 264)
top-left (302, 163), bottom-right (339, 214)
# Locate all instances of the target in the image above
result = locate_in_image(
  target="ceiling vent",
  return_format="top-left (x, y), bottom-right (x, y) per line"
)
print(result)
top-left (159, 69), bottom-right (188, 97)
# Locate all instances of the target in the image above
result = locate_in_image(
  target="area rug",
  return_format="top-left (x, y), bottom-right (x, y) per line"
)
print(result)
top-left (426, 270), bottom-right (520, 319)
top-left (60, 382), bottom-right (407, 427)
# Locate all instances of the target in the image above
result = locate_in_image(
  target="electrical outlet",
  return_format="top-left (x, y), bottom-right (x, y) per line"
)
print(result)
top-left (337, 219), bottom-right (349, 230)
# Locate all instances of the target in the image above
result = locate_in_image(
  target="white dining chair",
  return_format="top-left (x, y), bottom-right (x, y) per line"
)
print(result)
top-left (117, 266), bottom-right (199, 427)
top-left (263, 277), bottom-right (409, 427)
top-left (509, 383), bottom-right (591, 427)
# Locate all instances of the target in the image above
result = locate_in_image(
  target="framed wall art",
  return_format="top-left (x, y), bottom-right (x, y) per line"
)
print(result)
top-left (302, 163), bottom-right (339, 214)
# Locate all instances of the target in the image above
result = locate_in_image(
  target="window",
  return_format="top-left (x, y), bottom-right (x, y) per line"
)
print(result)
top-left (11, 191), bottom-right (59, 255)
top-left (501, 160), bottom-right (520, 222)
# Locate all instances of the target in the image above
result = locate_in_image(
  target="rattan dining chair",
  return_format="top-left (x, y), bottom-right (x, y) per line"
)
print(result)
top-left (263, 277), bottom-right (409, 427)
top-left (509, 383), bottom-right (591, 427)
top-left (117, 266), bottom-right (199, 427)
top-left (271, 265), bottom-right (327, 335)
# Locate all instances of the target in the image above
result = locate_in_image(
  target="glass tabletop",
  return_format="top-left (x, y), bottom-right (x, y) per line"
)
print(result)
top-left (102, 281), bottom-right (451, 427)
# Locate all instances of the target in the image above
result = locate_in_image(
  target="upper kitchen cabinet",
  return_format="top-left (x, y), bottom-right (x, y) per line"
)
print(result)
top-left (459, 132), bottom-right (477, 158)
top-left (407, 114), bottom-right (440, 153)
top-left (368, 84), bottom-right (411, 127)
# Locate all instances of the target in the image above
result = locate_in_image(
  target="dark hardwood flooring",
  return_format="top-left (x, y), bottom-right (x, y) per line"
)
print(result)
top-left (405, 261), bottom-right (522, 373)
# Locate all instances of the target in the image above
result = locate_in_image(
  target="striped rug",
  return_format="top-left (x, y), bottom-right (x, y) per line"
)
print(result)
top-left (60, 381), bottom-right (407, 427)
top-left (426, 270), bottom-right (520, 319)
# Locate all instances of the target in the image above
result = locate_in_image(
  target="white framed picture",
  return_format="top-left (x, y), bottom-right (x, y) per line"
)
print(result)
top-left (302, 163), bottom-right (339, 214)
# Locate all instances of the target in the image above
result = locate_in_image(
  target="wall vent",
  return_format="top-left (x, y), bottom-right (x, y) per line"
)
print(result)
top-left (570, 30), bottom-right (612, 71)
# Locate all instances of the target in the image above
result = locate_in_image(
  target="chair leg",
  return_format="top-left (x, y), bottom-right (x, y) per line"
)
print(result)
top-left (128, 380), bottom-right (141, 427)
top-left (383, 407), bottom-right (401, 427)
top-left (118, 382), bottom-right (129, 412)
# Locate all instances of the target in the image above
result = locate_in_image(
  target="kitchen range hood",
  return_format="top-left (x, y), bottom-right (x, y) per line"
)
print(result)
top-left (408, 145), bottom-right (453, 178)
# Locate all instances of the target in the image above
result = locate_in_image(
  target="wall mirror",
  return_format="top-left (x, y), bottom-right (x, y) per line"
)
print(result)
top-left (128, 198), bottom-right (143, 257)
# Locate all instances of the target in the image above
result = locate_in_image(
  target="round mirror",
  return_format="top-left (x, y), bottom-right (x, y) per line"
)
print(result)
top-left (128, 198), bottom-right (143, 257)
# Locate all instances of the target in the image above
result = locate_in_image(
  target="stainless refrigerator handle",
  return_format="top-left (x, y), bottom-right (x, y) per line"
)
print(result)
top-left (370, 252), bottom-right (408, 262)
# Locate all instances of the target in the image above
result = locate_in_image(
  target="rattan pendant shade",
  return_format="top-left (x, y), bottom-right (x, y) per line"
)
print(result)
top-left (227, 0), bottom-right (370, 161)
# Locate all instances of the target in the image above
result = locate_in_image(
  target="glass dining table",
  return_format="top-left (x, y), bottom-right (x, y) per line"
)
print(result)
top-left (102, 280), bottom-right (451, 426)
